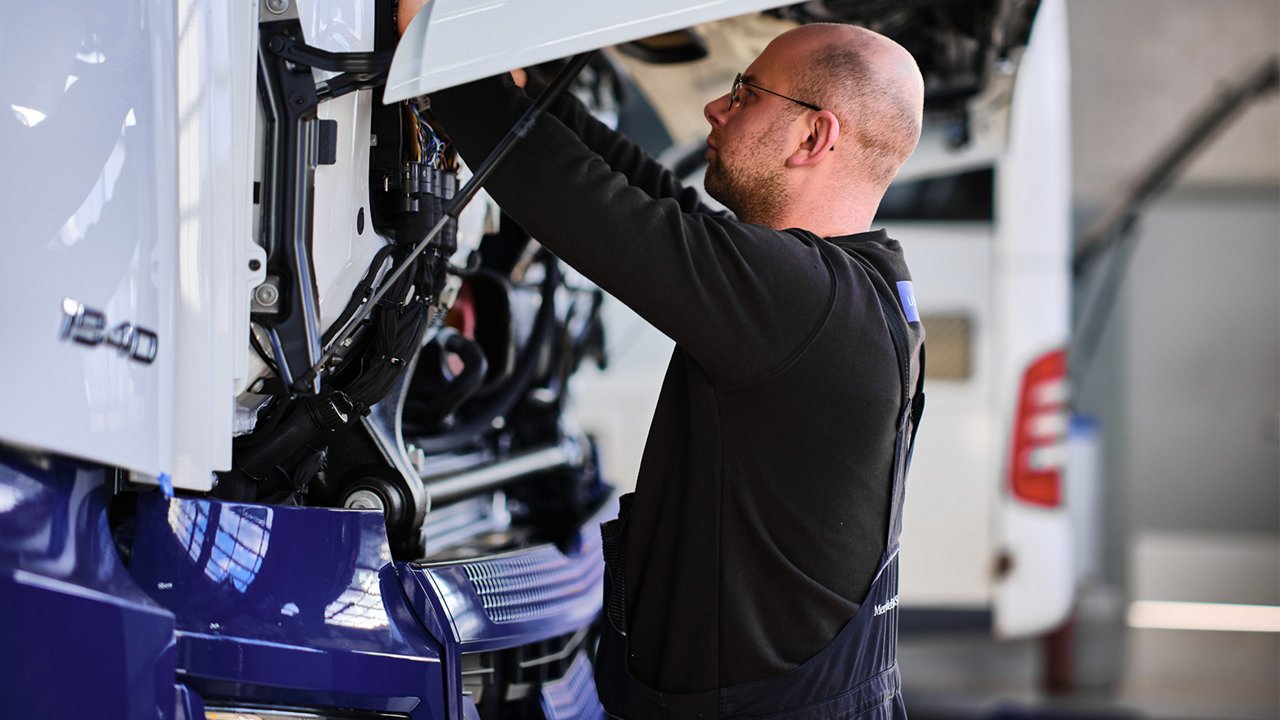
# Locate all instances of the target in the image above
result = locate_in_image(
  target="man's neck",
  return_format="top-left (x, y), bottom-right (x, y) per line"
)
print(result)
top-left (756, 173), bottom-right (882, 238)
top-left (761, 198), bottom-right (878, 238)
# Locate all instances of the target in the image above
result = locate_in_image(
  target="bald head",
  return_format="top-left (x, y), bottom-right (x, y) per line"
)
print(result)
top-left (782, 24), bottom-right (925, 189)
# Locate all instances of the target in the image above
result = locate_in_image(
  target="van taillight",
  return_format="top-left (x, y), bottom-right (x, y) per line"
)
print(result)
top-left (1009, 349), bottom-right (1068, 507)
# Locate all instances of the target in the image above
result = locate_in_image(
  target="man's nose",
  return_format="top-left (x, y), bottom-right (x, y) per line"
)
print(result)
top-left (704, 95), bottom-right (729, 127)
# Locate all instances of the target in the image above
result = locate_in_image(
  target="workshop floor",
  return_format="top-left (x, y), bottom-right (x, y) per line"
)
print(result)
top-left (899, 627), bottom-right (1278, 720)
top-left (899, 531), bottom-right (1280, 720)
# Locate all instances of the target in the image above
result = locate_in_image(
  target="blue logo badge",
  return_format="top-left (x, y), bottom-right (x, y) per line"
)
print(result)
top-left (895, 281), bottom-right (920, 323)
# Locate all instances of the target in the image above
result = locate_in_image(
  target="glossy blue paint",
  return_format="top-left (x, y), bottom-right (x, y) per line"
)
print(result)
top-left (175, 683), bottom-right (207, 720)
top-left (0, 450), bottom-right (177, 719)
top-left (398, 492), bottom-right (614, 718)
top-left (129, 493), bottom-right (447, 719)
top-left (541, 651), bottom-right (606, 720)
top-left (0, 448), bottom-right (609, 719)
top-left (405, 495), bottom-right (612, 652)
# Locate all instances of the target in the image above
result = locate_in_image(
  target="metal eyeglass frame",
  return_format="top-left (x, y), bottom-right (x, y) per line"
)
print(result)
top-left (728, 72), bottom-right (823, 112)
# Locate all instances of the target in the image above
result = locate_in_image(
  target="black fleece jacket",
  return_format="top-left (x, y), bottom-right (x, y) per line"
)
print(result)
top-left (429, 75), bottom-right (917, 693)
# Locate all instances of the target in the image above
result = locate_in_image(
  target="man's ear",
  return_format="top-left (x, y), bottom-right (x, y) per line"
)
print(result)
top-left (786, 110), bottom-right (840, 168)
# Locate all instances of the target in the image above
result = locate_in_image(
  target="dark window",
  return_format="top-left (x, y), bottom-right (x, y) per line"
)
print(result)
top-left (876, 167), bottom-right (994, 222)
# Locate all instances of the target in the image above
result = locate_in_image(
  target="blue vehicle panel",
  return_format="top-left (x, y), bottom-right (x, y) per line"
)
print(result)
top-left (128, 493), bottom-right (448, 718)
top-left (397, 496), bottom-right (613, 718)
top-left (403, 501), bottom-right (609, 653)
top-left (0, 452), bottom-right (176, 719)
top-left (0, 448), bottom-right (608, 718)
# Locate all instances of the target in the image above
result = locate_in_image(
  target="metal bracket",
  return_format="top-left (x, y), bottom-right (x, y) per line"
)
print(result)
top-left (251, 277), bottom-right (283, 314)
top-left (259, 0), bottom-right (299, 23)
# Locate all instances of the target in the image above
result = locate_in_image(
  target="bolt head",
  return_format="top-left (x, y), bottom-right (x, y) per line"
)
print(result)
top-left (254, 283), bottom-right (280, 307)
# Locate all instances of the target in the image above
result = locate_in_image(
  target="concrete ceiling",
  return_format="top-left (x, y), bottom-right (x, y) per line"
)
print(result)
top-left (1068, 0), bottom-right (1280, 207)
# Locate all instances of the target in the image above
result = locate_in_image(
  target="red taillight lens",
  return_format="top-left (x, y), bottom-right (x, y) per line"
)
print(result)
top-left (1009, 349), bottom-right (1068, 507)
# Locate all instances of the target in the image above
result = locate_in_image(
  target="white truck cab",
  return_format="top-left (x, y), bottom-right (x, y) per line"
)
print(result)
top-left (0, 0), bottom-right (1076, 716)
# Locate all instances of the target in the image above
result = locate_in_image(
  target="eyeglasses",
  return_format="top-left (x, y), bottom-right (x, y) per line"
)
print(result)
top-left (728, 72), bottom-right (822, 113)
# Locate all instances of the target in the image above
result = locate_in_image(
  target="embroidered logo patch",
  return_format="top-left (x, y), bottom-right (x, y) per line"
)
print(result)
top-left (895, 281), bottom-right (919, 323)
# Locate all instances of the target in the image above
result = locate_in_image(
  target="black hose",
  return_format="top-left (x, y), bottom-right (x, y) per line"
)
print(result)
top-left (408, 258), bottom-right (560, 455)
top-left (322, 244), bottom-right (397, 347)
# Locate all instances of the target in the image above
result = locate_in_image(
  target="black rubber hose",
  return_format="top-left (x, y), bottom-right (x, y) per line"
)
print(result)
top-left (235, 393), bottom-right (354, 481)
top-left (408, 258), bottom-right (560, 455)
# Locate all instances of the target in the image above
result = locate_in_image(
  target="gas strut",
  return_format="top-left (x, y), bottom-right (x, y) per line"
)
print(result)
top-left (297, 50), bottom-right (598, 388)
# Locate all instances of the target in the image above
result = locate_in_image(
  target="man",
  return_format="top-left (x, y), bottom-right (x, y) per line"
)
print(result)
top-left (418, 17), bottom-right (926, 719)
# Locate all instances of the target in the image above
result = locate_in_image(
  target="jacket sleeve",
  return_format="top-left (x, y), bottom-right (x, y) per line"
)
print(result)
top-left (429, 75), bottom-right (834, 386)
top-left (538, 88), bottom-right (712, 214)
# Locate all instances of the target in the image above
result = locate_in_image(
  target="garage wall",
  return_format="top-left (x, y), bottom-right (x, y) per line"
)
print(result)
top-left (1067, 0), bottom-right (1280, 595)
top-left (1101, 189), bottom-right (1279, 535)
top-left (1069, 0), bottom-right (1280, 205)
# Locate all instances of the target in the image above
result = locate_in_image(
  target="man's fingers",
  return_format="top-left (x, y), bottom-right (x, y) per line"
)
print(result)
top-left (510, 68), bottom-right (528, 89)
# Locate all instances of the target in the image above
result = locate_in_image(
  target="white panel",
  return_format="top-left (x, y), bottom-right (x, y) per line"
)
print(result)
top-left (297, 0), bottom-right (377, 80)
top-left (312, 90), bottom-right (389, 331)
top-left (895, 224), bottom-right (998, 606)
top-left (386, 0), bottom-right (794, 101)
top-left (230, 2), bottom-right (268, 398)
top-left (165, 0), bottom-right (259, 490)
top-left (995, 504), bottom-right (1074, 637)
top-left (298, 0), bottom-right (375, 53)
top-left (991, 0), bottom-right (1075, 636)
top-left (0, 0), bottom-right (178, 473)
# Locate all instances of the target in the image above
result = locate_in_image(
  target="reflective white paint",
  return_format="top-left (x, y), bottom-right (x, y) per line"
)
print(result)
top-left (991, 0), bottom-right (1075, 637)
top-left (160, 0), bottom-right (260, 491)
top-left (0, 0), bottom-right (177, 473)
top-left (3, 0), bottom-right (796, 488)
top-left (311, 89), bottom-right (389, 330)
top-left (996, 502), bottom-right (1074, 637)
top-left (386, 0), bottom-right (793, 101)
top-left (297, 0), bottom-right (376, 82)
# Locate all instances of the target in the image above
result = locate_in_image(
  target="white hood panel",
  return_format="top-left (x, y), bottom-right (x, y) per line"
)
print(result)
top-left (386, 0), bottom-right (787, 102)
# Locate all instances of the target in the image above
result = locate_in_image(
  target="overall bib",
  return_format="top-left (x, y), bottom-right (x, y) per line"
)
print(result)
top-left (595, 274), bottom-right (926, 720)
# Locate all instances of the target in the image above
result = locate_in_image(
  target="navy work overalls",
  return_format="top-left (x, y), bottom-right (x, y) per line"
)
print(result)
top-left (595, 270), bottom-right (926, 720)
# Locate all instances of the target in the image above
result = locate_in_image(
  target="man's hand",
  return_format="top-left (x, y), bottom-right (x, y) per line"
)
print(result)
top-left (397, 0), bottom-right (429, 35)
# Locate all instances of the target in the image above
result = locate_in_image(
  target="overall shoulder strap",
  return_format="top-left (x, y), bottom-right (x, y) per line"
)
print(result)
top-left (851, 257), bottom-right (926, 549)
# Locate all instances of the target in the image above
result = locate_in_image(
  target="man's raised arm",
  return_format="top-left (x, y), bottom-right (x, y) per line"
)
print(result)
top-left (427, 75), bottom-right (834, 388)
top-left (527, 76), bottom-right (712, 214)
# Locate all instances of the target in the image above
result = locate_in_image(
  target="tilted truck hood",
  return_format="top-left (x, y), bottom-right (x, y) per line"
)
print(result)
top-left (386, 0), bottom-right (789, 102)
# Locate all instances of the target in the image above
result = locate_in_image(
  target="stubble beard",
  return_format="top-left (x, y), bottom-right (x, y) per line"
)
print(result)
top-left (704, 133), bottom-right (790, 226)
